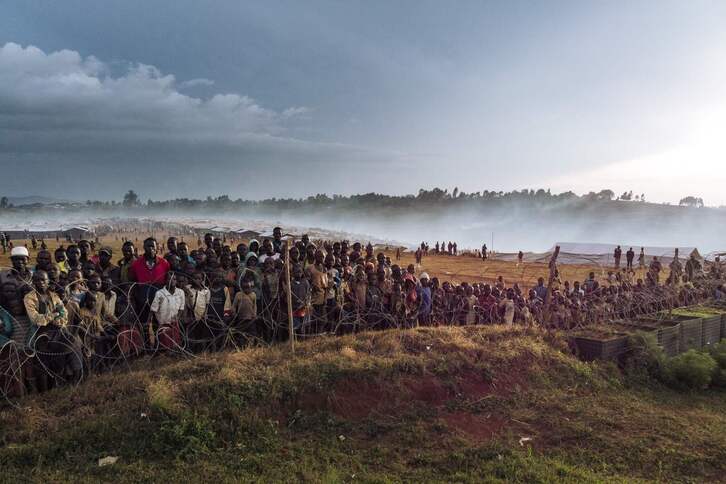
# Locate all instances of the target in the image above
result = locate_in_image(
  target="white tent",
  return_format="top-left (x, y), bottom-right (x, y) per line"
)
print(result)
top-left (232, 229), bottom-right (262, 239)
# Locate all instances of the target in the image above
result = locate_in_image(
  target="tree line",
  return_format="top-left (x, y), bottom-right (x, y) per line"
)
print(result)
top-left (0, 188), bottom-right (711, 213)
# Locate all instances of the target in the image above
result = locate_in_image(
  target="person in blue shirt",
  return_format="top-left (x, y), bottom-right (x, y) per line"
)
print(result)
top-left (0, 303), bottom-right (13, 347)
top-left (418, 272), bottom-right (432, 326)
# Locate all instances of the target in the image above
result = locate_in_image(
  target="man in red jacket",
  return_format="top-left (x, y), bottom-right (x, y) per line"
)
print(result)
top-left (129, 238), bottom-right (170, 343)
top-left (130, 238), bottom-right (170, 285)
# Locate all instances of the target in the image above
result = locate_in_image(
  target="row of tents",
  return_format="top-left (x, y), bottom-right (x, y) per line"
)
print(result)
top-left (190, 225), bottom-right (301, 241)
top-left (1, 225), bottom-right (93, 241)
top-left (1, 220), bottom-right (298, 243)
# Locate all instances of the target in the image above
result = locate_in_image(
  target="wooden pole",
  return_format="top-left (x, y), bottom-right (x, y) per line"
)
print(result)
top-left (543, 245), bottom-right (560, 326)
top-left (284, 240), bottom-right (295, 354)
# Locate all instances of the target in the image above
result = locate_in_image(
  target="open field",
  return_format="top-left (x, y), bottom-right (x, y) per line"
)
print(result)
top-left (2, 325), bottom-right (725, 482)
top-left (0, 232), bottom-right (647, 290)
top-left (396, 253), bottom-right (643, 290)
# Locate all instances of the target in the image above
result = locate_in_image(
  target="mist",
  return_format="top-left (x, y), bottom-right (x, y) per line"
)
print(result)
top-left (3, 195), bottom-right (724, 254)
top-left (232, 201), bottom-right (726, 253)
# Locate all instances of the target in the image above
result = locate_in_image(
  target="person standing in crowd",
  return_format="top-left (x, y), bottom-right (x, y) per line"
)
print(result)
top-left (67, 291), bottom-right (114, 373)
top-left (166, 237), bottom-right (178, 256)
top-left (148, 271), bottom-right (184, 350)
top-left (65, 245), bottom-right (83, 273)
top-left (232, 280), bottom-right (258, 342)
top-left (54, 247), bottom-right (69, 274)
top-left (306, 249), bottom-right (329, 333)
top-left (78, 239), bottom-right (93, 265)
top-left (418, 273), bottom-right (432, 325)
top-left (95, 247), bottom-right (118, 280)
top-left (648, 256), bottom-right (663, 286)
top-left (272, 227), bottom-right (284, 254)
top-left (289, 264), bottom-right (311, 334)
top-left (1, 247), bottom-right (33, 295)
top-left (130, 238), bottom-right (170, 341)
top-left (24, 270), bottom-right (79, 388)
top-left (118, 241), bottom-right (137, 284)
top-left (533, 277), bottom-right (547, 300)
top-left (685, 252), bottom-right (702, 281)
top-left (184, 271), bottom-right (212, 352)
top-left (626, 247), bottom-right (635, 270)
top-left (177, 242), bottom-right (194, 269)
top-left (35, 250), bottom-right (53, 273)
top-left (500, 289), bottom-right (516, 325)
top-left (204, 233), bottom-right (214, 252)
top-left (614, 245), bottom-right (622, 269)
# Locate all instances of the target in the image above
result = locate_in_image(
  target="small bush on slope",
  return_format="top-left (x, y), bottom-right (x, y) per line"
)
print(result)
top-left (622, 332), bottom-right (666, 384)
top-left (663, 350), bottom-right (717, 390)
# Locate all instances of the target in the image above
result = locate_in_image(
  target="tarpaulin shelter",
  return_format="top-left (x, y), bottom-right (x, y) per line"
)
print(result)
top-left (493, 242), bottom-right (700, 266)
top-left (544, 242), bottom-right (700, 266)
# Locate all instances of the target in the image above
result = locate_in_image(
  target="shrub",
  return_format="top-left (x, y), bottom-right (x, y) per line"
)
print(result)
top-left (711, 368), bottom-right (726, 388)
top-left (154, 413), bottom-right (217, 460)
top-left (707, 340), bottom-right (726, 369)
top-left (707, 341), bottom-right (726, 388)
top-left (663, 350), bottom-right (717, 390)
top-left (622, 332), bottom-right (665, 383)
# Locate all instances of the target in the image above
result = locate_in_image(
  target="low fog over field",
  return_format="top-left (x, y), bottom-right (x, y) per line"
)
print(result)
top-left (3, 191), bottom-right (725, 253)
top-left (213, 200), bottom-right (726, 253)
top-left (254, 206), bottom-right (726, 253)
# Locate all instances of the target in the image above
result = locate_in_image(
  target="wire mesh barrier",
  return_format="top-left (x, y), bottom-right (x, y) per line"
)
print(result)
top-left (0, 248), bottom-right (723, 407)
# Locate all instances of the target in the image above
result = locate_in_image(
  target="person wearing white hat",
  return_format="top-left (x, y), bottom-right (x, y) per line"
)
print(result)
top-left (0, 246), bottom-right (33, 296)
top-left (10, 246), bottom-right (29, 258)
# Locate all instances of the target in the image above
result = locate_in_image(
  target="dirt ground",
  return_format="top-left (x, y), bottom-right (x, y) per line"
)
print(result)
top-left (399, 250), bottom-right (653, 288)
top-left (0, 231), bottom-right (647, 290)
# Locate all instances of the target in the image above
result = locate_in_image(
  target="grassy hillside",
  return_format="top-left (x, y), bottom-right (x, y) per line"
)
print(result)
top-left (2, 326), bottom-right (725, 483)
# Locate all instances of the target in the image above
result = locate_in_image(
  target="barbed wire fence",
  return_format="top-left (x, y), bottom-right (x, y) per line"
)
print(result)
top-left (0, 249), bottom-right (722, 407)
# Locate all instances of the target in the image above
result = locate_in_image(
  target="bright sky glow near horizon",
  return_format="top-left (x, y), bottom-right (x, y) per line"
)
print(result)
top-left (1, 1), bottom-right (726, 204)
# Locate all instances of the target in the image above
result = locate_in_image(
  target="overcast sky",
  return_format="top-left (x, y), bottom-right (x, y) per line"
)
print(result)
top-left (1, 1), bottom-right (725, 204)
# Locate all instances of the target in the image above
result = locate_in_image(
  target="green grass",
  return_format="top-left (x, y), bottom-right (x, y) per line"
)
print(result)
top-left (1, 326), bottom-right (725, 483)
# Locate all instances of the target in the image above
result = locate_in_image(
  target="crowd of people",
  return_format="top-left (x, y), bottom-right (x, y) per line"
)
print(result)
top-left (413, 241), bottom-right (492, 263)
top-left (1, 227), bottom-right (724, 399)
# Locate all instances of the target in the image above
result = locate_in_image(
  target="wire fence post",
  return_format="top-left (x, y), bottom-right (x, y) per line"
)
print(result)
top-left (543, 245), bottom-right (560, 325)
top-left (284, 240), bottom-right (295, 355)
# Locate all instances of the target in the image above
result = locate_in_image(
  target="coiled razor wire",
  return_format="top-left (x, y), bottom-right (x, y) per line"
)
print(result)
top-left (0, 251), bottom-right (722, 408)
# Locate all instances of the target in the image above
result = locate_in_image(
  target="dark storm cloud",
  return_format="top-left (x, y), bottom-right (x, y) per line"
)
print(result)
top-left (0, 42), bottom-right (405, 199)
top-left (2, 1), bottom-right (726, 203)
top-left (0, 43), bottom-right (293, 141)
